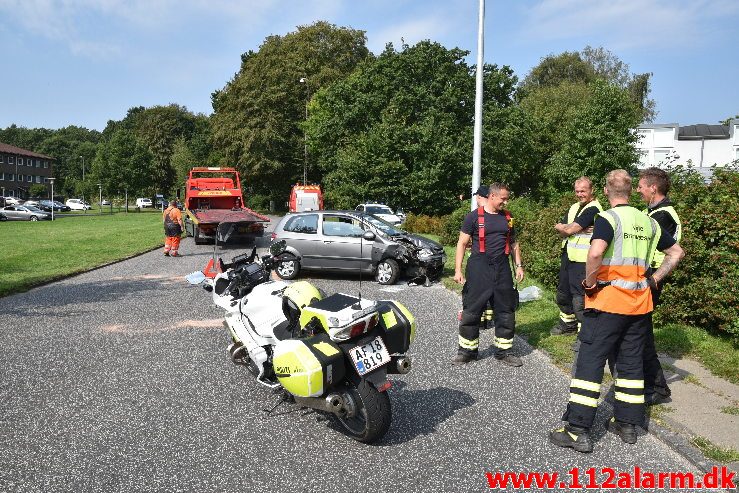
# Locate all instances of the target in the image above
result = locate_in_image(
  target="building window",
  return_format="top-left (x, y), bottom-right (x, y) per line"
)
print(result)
top-left (18, 174), bottom-right (23, 181)
top-left (8, 156), bottom-right (14, 164)
top-left (7, 173), bottom-right (14, 181)
top-left (27, 175), bottom-right (32, 183)
top-left (43, 161), bottom-right (48, 168)
top-left (19, 157), bottom-right (24, 165)
top-left (654, 149), bottom-right (670, 165)
top-left (0, 155), bottom-right (4, 163)
top-left (35, 175), bottom-right (41, 183)
top-left (0, 172), bottom-right (4, 180)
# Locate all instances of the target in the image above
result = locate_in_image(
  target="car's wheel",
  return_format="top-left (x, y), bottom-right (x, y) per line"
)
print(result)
top-left (30, 216), bottom-right (38, 221)
top-left (275, 254), bottom-right (300, 280)
top-left (193, 225), bottom-right (206, 245)
top-left (375, 258), bottom-right (399, 285)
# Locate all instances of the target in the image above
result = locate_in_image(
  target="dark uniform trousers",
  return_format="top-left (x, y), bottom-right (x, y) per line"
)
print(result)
top-left (459, 254), bottom-right (517, 356)
top-left (565, 310), bottom-right (650, 428)
top-left (555, 250), bottom-right (586, 329)
top-left (607, 275), bottom-right (669, 396)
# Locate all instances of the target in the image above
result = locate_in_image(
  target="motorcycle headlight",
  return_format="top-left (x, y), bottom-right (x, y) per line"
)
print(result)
top-left (417, 248), bottom-right (433, 261)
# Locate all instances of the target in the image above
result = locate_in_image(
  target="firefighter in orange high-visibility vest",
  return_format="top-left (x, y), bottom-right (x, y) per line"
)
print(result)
top-left (453, 183), bottom-right (525, 367)
top-left (549, 170), bottom-right (684, 453)
top-left (163, 200), bottom-right (184, 257)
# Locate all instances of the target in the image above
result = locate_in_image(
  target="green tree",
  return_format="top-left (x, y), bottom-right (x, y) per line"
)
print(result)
top-left (547, 79), bottom-right (642, 192)
top-left (210, 21), bottom-right (370, 202)
top-left (93, 129), bottom-right (155, 199)
top-left (307, 40), bottom-right (527, 214)
top-left (170, 136), bottom-right (197, 193)
top-left (28, 184), bottom-right (47, 198)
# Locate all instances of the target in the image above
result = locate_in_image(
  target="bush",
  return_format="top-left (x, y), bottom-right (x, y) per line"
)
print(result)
top-left (403, 213), bottom-right (447, 236)
top-left (507, 166), bottom-right (739, 341)
top-left (440, 203), bottom-right (471, 246)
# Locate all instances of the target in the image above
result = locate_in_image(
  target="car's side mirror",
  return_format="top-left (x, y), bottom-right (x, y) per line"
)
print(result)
top-left (362, 231), bottom-right (376, 241)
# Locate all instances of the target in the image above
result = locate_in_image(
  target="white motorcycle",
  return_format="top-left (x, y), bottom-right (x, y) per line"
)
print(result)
top-left (187, 238), bottom-right (415, 444)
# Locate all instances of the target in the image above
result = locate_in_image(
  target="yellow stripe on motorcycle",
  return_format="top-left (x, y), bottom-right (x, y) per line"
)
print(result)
top-left (382, 310), bottom-right (398, 331)
top-left (312, 341), bottom-right (340, 357)
top-left (394, 301), bottom-right (416, 343)
top-left (272, 339), bottom-right (324, 397)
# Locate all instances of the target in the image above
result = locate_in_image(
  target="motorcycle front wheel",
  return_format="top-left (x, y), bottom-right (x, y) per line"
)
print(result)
top-left (334, 379), bottom-right (391, 444)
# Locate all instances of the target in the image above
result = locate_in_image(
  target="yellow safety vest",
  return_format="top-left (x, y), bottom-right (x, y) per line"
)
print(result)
top-left (563, 200), bottom-right (603, 263)
top-left (646, 204), bottom-right (681, 269)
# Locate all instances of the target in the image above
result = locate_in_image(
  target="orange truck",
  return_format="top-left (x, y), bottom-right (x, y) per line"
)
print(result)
top-left (289, 184), bottom-right (323, 212)
top-left (183, 167), bottom-right (269, 244)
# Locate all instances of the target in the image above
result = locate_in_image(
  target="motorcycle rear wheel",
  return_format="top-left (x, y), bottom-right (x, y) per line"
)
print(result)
top-left (334, 380), bottom-right (391, 444)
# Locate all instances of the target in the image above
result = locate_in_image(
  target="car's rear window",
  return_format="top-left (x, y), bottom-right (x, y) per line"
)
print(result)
top-left (366, 205), bottom-right (393, 215)
top-left (283, 214), bottom-right (318, 234)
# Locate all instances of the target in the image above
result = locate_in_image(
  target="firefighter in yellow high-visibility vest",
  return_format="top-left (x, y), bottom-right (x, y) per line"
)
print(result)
top-left (549, 170), bottom-right (684, 453)
top-left (552, 177), bottom-right (603, 335)
top-left (637, 167), bottom-right (682, 404)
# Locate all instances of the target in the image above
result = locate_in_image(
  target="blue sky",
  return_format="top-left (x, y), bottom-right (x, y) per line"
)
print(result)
top-left (1, 0), bottom-right (737, 131)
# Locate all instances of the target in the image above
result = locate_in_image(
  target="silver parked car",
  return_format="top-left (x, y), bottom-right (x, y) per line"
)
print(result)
top-left (0, 205), bottom-right (52, 221)
top-left (271, 210), bottom-right (446, 285)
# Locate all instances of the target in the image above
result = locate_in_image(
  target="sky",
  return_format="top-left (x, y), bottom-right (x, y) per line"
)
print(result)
top-left (1, 0), bottom-right (738, 131)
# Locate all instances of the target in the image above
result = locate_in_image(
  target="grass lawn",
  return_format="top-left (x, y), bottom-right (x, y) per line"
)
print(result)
top-left (423, 233), bottom-right (739, 384)
top-left (0, 212), bottom-right (164, 296)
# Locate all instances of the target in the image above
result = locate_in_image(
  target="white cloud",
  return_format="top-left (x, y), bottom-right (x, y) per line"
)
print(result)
top-left (519, 0), bottom-right (739, 50)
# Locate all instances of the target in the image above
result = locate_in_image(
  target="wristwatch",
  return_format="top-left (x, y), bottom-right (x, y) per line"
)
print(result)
top-left (516, 263), bottom-right (523, 268)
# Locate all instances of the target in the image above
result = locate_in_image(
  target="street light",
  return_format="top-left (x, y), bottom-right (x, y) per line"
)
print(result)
top-left (79, 155), bottom-right (86, 210)
top-left (299, 77), bottom-right (309, 185)
top-left (48, 178), bottom-right (56, 221)
top-left (98, 183), bottom-right (102, 212)
top-left (470, 0), bottom-right (485, 211)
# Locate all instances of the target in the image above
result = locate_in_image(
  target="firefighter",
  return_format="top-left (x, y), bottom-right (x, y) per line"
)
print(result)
top-left (552, 177), bottom-right (603, 335)
top-left (637, 167), bottom-right (682, 404)
top-left (549, 170), bottom-right (684, 452)
top-left (453, 183), bottom-right (525, 367)
top-left (163, 200), bottom-right (184, 257)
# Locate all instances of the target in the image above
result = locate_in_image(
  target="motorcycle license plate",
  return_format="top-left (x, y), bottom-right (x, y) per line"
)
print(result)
top-left (349, 336), bottom-right (390, 376)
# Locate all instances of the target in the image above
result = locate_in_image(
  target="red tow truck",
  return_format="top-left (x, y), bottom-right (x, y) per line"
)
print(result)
top-left (183, 167), bottom-right (269, 244)
top-left (289, 184), bottom-right (323, 212)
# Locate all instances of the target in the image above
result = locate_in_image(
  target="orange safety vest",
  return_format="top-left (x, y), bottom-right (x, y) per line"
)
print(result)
top-left (585, 206), bottom-right (661, 315)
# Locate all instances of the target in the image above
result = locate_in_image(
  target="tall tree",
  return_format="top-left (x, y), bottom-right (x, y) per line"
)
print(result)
top-left (306, 41), bottom-right (527, 214)
top-left (210, 21), bottom-right (370, 201)
top-left (547, 79), bottom-right (642, 192)
top-left (92, 128), bottom-right (155, 198)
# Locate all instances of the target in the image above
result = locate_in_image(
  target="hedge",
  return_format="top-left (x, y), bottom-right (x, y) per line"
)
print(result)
top-left (432, 168), bottom-right (739, 341)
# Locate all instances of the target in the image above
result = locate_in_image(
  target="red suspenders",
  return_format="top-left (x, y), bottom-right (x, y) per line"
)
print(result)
top-left (476, 207), bottom-right (512, 255)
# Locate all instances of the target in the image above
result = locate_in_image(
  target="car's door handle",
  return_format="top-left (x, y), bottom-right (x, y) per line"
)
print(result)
top-left (323, 240), bottom-right (333, 243)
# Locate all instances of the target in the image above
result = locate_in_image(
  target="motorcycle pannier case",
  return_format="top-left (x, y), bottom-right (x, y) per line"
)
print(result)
top-left (272, 332), bottom-right (346, 397)
top-left (376, 300), bottom-right (416, 354)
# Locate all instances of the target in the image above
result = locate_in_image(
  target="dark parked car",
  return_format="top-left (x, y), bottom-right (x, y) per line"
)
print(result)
top-left (271, 210), bottom-right (446, 284)
top-left (37, 200), bottom-right (71, 212)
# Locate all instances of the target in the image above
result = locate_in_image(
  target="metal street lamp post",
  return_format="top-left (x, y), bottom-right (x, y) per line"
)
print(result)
top-left (299, 77), bottom-right (309, 185)
top-left (98, 183), bottom-right (102, 212)
top-left (48, 178), bottom-right (56, 221)
top-left (79, 155), bottom-right (86, 213)
top-left (470, 0), bottom-right (485, 211)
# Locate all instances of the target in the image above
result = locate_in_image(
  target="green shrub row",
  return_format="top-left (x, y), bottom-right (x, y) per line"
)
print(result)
top-left (425, 168), bottom-right (739, 341)
top-left (402, 213), bottom-right (447, 236)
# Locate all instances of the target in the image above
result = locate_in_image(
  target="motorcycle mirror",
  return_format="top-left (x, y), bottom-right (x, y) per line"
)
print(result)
top-left (269, 240), bottom-right (287, 257)
top-left (362, 230), bottom-right (376, 242)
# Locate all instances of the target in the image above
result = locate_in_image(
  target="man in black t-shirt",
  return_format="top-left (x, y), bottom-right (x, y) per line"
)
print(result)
top-left (452, 183), bottom-right (525, 367)
top-left (552, 177), bottom-right (603, 336)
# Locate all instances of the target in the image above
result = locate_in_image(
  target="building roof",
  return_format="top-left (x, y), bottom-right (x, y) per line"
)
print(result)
top-left (0, 142), bottom-right (54, 160)
top-left (678, 124), bottom-right (730, 140)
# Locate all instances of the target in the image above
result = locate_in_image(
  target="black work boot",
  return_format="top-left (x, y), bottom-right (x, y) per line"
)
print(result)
top-left (608, 418), bottom-right (637, 444)
top-left (452, 352), bottom-right (477, 366)
top-left (494, 351), bottom-right (522, 367)
top-left (549, 424), bottom-right (593, 453)
top-left (550, 319), bottom-right (578, 335)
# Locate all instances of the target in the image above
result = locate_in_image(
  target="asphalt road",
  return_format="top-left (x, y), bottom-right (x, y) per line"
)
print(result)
top-left (1, 222), bottom-right (702, 492)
